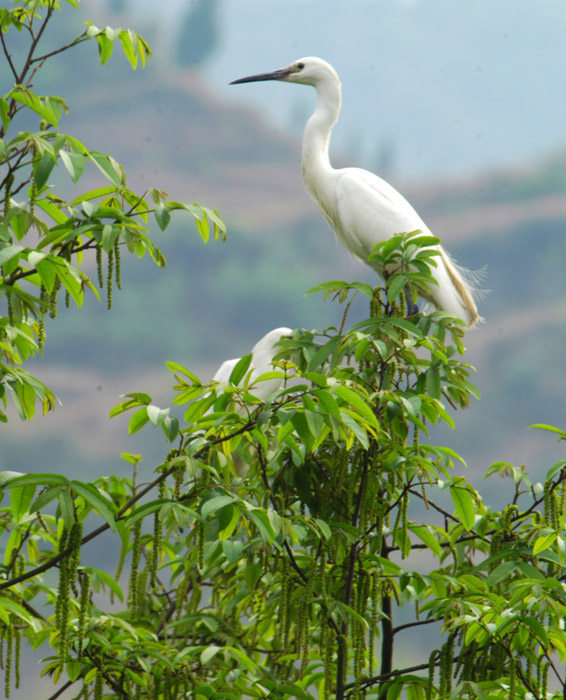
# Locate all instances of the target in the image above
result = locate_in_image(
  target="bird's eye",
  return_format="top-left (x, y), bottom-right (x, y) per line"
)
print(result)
top-left (297, 62), bottom-right (305, 70)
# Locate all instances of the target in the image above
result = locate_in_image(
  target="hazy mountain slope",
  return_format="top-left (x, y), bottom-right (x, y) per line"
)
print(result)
top-left (3, 39), bottom-right (566, 491)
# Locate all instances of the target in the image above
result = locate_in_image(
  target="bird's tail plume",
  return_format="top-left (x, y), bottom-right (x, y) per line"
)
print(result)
top-left (430, 248), bottom-right (484, 327)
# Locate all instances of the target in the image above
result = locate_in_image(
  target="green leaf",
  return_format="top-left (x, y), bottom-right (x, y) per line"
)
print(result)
top-left (334, 385), bottom-right (379, 431)
top-left (89, 567), bottom-right (124, 602)
top-left (66, 661), bottom-right (82, 682)
top-left (408, 524), bottom-right (442, 557)
top-left (222, 540), bottom-right (245, 565)
top-left (109, 393), bottom-right (153, 418)
top-left (162, 415), bottom-right (179, 442)
top-left (154, 205), bottom-right (170, 231)
top-left (530, 423), bottom-right (565, 435)
top-left (119, 29), bottom-right (139, 69)
top-left (0, 244), bottom-right (24, 267)
top-left (36, 198), bottom-right (68, 226)
top-left (450, 483), bottom-right (476, 531)
top-left (59, 150), bottom-right (86, 183)
top-left (34, 152), bottom-right (56, 189)
top-left (218, 504), bottom-right (239, 541)
top-left (0, 473), bottom-right (68, 490)
top-left (71, 186), bottom-right (117, 206)
top-left (90, 152), bottom-right (123, 187)
top-left (201, 495), bottom-right (236, 519)
top-left (10, 483), bottom-right (36, 523)
top-left (229, 354), bottom-right (252, 386)
top-left (96, 32), bottom-right (114, 64)
top-left (307, 336), bottom-right (340, 371)
top-left (147, 404), bottom-right (170, 427)
top-left (533, 531), bottom-right (557, 555)
top-left (200, 645), bottom-right (221, 665)
top-left (315, 518), bottom-right (332, 540)
top-left (29, 486), bottom-right (61, 513)
top-left (316, 389), bottom-right (341, 419)
top-left (0, 100), bottom-right (11, 132)
top-left (426, 366), bottom-right (441, 400)
top-left (54, 258), bottom-right (83, 307)
top-left (0, 601), bottom-right (10, 626)
top-left (58, 488), bottom-right (76, 530)
top-left (4, 528), bottom-right (21, 567)
top-left (350, 281), bottom-right (375, 299)
top-left (340, 409), bottom-right (369, 449)
top-left (486, 561), bottom-right (517, 587)
top-left (128, 407), bottom-right (149, 434)
top-left (35, 257), bottom-right (58, 292)
top-left (0, 472), bottom-right (25, 490)
top-left (387, 273), bottom-right (408, 303)
top-left (10, 90), bottom-right (61, 128)
top-left (248, 509), bottom-right (278, 543)
top-left (521, 616), bottom-right (548, 646)
top-left (69, 481), bottom-right (116, 531)
top-left (546, 460), bottom-right (566, 481)
top-left (165, 361), bottom-right (202, 384)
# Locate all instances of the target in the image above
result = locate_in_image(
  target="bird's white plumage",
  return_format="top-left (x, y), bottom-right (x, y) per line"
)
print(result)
top-left (231, 57), bottom-right (481, 326)
top-left (211, 327), bottom-right (292, 476)
top-left (212, 358), bottom-right (239, 384)
top-left (213, 327), bottom-right (292, 401)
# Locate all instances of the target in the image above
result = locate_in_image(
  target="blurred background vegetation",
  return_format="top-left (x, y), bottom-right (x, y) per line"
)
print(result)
top-left (3, 0), bottom-right (566, 506)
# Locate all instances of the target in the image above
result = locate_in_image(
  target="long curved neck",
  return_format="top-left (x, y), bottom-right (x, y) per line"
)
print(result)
top-left (302, 77), bottom-right (341, 191)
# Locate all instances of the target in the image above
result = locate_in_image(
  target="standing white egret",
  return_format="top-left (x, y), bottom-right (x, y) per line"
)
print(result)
top-left (231, 58), bottom-right (481, 326)
top-left (211, 327), bottom-right (293, 476)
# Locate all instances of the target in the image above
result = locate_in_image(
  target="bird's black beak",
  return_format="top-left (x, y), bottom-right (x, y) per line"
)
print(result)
top-left (230, 68), bottom-right (292, 85)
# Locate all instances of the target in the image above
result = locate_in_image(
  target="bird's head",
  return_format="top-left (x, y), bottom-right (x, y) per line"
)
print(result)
top-left (230, 57), bottom-right (338, 88)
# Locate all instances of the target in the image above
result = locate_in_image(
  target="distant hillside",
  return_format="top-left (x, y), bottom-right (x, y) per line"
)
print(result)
top-left (4, 28), bottom-right (566, 499)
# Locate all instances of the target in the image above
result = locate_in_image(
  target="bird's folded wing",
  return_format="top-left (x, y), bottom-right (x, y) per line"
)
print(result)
top-left (335, 168), bottom-right (430, 261)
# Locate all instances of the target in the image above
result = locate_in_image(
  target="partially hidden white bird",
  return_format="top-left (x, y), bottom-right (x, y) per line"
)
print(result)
top-left (211, 327), bottom-right (292, 476)
top-left (212, 326), bottom-right (292, 399)
top-left (231, 57), bottom-right (480, 327)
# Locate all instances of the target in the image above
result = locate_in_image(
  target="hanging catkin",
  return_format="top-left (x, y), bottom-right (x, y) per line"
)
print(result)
top-left (69, 520), bottom-right (83, 596)
top-left (427, 648), bottom-right (438, 698)
top-left (197, 521), bottom-right (205, 569)
top-left (13, 628), bottom-right (19, 691)
top-left (78, 572), bottom-right (90, 659)
top-left (114, 239), bottom-right (122, 289)
top-left (38, 284), bottom-right (48, 350)
top-left (112, 533), bottom-right (129, 604)
top-left (4, 623), bottom-right (12, 698)
top-left (63, 244), bottom-right (72, 308)
top-left (150, 509), bottom-right (162, 588)
top-left (94, 670), bottom-right (103, 700)
top-left (128, 519), bottom-right (142, 612)
top-left (543, 480), bottom-right (553, 526)
top-left (56, 528), bottom-right (71, 668)
top-left (107, 245), bottom-right (114, 310)
top-left (96, 245), bottom-right (104, 289)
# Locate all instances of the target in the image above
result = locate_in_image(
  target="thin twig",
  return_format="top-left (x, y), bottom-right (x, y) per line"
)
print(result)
top-left (45, 679), bottom-right (75, 700)
top-left (0, 20), bottom-right (19, 81)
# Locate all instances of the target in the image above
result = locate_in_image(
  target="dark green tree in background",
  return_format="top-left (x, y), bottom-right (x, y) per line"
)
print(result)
top-left (1, 2), bottom-right (566, 700)
top-left (175, 0), bottom-right (220, 69)
top-left (108, 0), bottom-right (126, 16)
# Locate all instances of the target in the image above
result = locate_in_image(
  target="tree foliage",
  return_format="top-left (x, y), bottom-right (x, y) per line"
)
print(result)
top-left (0, 0), bottom-right (225, 423)
top-left (1, 3), bottom-right (566, 700)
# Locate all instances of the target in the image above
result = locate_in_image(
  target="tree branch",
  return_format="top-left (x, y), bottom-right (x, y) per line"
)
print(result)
top-left (336, 448), bottom-right (370, 700)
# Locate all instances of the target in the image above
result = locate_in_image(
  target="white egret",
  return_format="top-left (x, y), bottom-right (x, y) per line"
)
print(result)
top-left (211, 327), bottom-right (293, 476)
top-left (231, 57), bottom-right (481, 326)
top-left (212, 326), bottom-right (293, 399)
